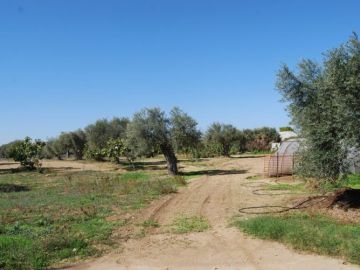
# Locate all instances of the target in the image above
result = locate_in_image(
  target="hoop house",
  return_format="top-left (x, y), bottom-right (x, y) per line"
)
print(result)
top-left (264, 140), bottom-right (299, 177)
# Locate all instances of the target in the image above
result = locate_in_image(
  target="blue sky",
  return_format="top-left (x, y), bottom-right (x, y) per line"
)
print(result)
top-left (1, 0), bottom-right (359, 144)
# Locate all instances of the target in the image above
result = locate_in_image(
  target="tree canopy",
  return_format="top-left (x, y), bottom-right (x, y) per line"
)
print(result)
top-left (126, 107), bottom-right (200, 175)
top-left (276, 34), bottom-right (360, 181)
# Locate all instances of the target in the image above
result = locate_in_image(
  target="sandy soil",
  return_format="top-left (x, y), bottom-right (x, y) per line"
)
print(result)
top-left (64, 157), bottom-right (359, 270)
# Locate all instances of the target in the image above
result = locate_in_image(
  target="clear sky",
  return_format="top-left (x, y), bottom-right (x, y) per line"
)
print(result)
top-left (1, 0), bottom-right (359, 144)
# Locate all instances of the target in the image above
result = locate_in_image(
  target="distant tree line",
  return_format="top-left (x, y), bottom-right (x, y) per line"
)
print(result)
top-left (0, 107), bottom-right (280, 174)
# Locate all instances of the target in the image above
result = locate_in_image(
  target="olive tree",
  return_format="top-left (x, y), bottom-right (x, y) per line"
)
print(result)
top-left (84, 117), bottom-right (129, 160)
top-left (0, 140), bottom-right (21, 159)
top-left (245, 127), bottom-right (280, 152)
top-left (127, 108), bottom-right (200, 175)
top-left (45, 130), bottom-right (86, 160)
top-left (170, 107), bottom-right (201, 155)
top-left (276, 34), bottom-right (360, 181)
top-left (204, 123), bottom-right (239, 157)
top-left (68, 130), bottom-right (87, 160)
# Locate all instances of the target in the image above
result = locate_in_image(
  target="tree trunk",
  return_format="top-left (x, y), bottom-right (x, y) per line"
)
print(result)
top-left (160, 143), bottom-right (178, 175)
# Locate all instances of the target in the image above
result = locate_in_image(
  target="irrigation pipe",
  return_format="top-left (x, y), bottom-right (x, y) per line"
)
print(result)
top-left (238, 196), bottom-right (328, 215)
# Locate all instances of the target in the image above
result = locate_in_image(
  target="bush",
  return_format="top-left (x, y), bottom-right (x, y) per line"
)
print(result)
top-left (8, 137), bottom-right (45, 170)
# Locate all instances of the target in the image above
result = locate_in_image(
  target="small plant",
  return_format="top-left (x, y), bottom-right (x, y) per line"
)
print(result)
top-left (245, 175), bottom-right (262, 181)
top-left (171, 216), bottom-right (210, 234)
top-left (156, 181), bottom-right (178, 194)
top-left (141, 219), bottom-right (160, 228)
top-left (174, 175), bottom-right (187, 186)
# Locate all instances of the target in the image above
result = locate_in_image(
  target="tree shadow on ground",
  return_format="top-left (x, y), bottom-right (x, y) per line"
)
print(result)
top-left (0, 167), bottom-right (29, 174)
top-left (121, 160), bottom-right (168, 171)
top-left (230, 155), bottom-right (267, 159)
top-left (0, 162), bottom-right (19, 166)
top-left (180, 169), bottom-right (248, 177)
top-left (0, 183), bottom-right (30, 193)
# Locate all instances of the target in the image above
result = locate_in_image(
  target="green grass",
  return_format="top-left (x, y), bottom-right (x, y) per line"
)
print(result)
top-left (141, 219), bottom-right (160, 228)
top-left (318, 174), bottom-right (360, 192)
top-left (170, 216), bottom-right (210, 234)
top-left (233, 213), bottom-right (360, 264)
top-left (0, 169), bottom-right (184, 269)
top-left (265, 183), bottom-right (305, 192)
top-left (343, 174), bottom-right (360, 189)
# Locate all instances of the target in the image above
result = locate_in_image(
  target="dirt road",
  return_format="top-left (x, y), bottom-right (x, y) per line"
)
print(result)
top-left (67, 157), bottom-right (359, 269)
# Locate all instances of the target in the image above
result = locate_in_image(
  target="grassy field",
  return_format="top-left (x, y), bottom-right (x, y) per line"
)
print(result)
top-left (0, 168), bottom-right (186, 270)
top-left (233, 213), bottom-right (360, 264)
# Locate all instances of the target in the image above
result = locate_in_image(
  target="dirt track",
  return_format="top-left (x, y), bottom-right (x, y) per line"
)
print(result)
top-left (66, 156), bottom-right (359, 270)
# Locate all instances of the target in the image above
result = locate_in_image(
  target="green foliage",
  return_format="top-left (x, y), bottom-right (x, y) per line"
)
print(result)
top-left (8, 137), bottom-right (45, 169)
top-left (344, 174), bottom-right (360, 189)
top-left (126, 107), bottom-right (201, 174)
top-left (84, 146), bottom-right (105, 161)
top-left (103, 138), bottom-right (135, 164)
top-left (243, 127), bottom-right (281, 152)
top-left (202, 125), bottom-right (280, 157)
top-left (126, 108), bottom-right (171, 157)
top-left (277, 34), bottom-right (360, 181)
top-left (85, 118), bottom-right (129, 150)
top-left (171, 216), bottom-right (210, 234)
top-left (170, 107), bottom-right (201, 155)
top-left (44, 130), bottom-right (86, 160)
top-left (234, 213), bottom-right (360, 264)
top-left (279, 127), bottom-right (294, 132)
top-left (84, 118), bottom-right (129, 161)
top-left (68, 130), bottom-right (87, 160)
top-left (0, 140), bottom-right (22, 159)
top-left (204, 123), bottom-right (240, 157)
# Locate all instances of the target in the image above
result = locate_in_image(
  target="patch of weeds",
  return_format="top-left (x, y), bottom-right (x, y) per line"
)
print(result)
top-left (233, 213), bottom-right (360, 265)
top-left (154, 180), bottom-right (178, 194)
top-left (171, 216), bottom-right (210, 234)
top-left (141, 219), bottom-right (160, 228)
top-left (343, 174), bottom-right (360, 189)
top-left (265, 183), bottom-right (305, 192)
top-left (0, 235), bottom-right (48, 270)
top-left (173, 175), bottom-right (187, 186)
top-left (119, 172), bottom-right (150, 181)
top-left (245, 175), bottom-right (262, 181)
top-left (71, 218), bottom-right (125, 243)
top-left (42, 232), bottom-right (97, 261)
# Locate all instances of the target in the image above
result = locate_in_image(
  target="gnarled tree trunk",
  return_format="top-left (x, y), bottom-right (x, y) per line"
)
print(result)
top-left (160, 143), bottom-right (178, 175)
